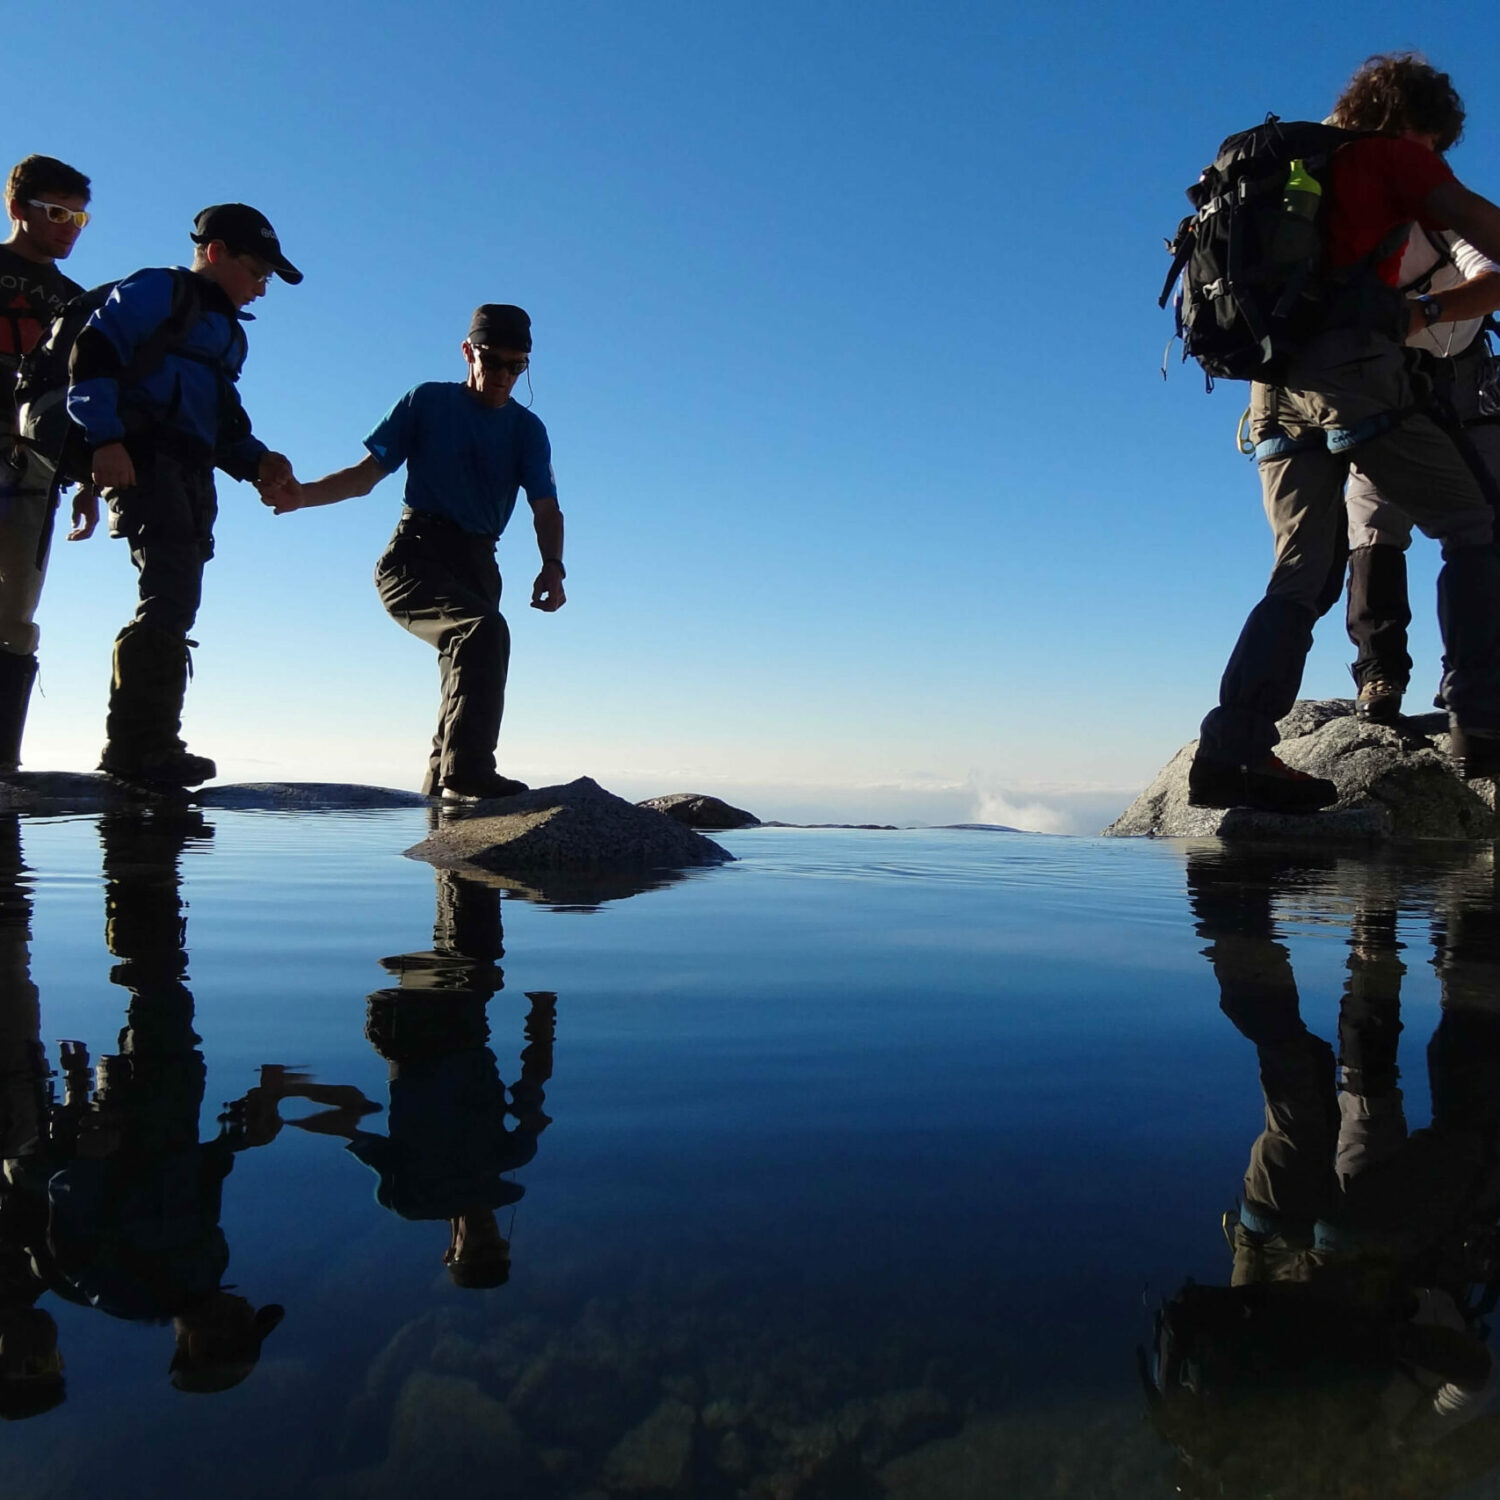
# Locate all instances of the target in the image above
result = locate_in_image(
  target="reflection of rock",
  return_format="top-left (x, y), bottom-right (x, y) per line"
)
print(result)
top-left (636, 794), bottom-right (760, 830)
top-left (1103, 701), bottom-right (1500, 840)
top-left (448, 864), bottom-right (693, 911)
top-left (600, 1397), bottom-right (697, 1494)
top-left (407, 778), bottom-right (733, 877)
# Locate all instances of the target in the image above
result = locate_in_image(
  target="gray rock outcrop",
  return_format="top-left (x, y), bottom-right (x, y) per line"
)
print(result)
top-left (636, 792), bottom-right (761, 829)
top-left (407, 776), bottom-right (733, 875)
top-left (1104, 699), bottom-right (1499, 840)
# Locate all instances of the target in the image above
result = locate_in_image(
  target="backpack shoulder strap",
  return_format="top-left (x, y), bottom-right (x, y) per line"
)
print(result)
top-left (118, 268), bottom-right (203, 384)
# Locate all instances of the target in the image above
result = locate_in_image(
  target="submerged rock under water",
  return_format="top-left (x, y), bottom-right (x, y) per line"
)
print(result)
top-left (1104, 699), bottom-right (1499, 841)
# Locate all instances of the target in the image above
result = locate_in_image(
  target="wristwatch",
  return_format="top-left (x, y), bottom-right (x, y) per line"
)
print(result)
top-left (1417, 294), bottom-right (1443, 327)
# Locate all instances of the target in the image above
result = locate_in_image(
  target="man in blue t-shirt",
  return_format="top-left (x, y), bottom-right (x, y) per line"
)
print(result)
top-left (280, 304), bottom-right (565, 800)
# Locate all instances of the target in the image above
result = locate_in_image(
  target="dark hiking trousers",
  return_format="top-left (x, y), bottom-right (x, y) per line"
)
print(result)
top-left (1345, 544), bottom-right (1414, 691)
top-left (103, 447), bottom-right (217, 759)
top-left (1199, 331), bottom-right (1500, 765)
top-left (1345, 342), bottom-right (1500, 691)
top-left (376, 510), bottom-right (510, 796)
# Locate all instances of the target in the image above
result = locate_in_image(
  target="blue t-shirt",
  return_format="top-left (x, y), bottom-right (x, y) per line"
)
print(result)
top-left (364, 381), bottom-right (556, 537)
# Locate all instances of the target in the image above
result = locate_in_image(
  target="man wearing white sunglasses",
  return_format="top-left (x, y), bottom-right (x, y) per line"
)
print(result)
top-left (0, 154), bottom-right (96, 774)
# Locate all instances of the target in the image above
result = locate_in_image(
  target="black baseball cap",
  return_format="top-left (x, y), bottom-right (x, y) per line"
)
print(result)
top-left (191, 204), bottom-right (303, 284)
top-left (468, 303), bottom-right (531, 351)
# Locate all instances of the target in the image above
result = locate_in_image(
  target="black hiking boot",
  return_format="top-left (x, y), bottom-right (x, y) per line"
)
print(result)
top-left (1355, 678), bottom-right (1405, 724)
top-left (1448, 722), bottom-right (1500, 783)
top-left (1187, 753), bottom-right (1339, 813)
top-left (99, 745), bottom-right (217, 790)
top-left (439, 773), bottom-right (529, 802)
top-left (0, 652), bottom-right (38, 774)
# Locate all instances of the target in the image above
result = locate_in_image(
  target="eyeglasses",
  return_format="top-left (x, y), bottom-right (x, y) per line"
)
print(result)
top-left (475, 351), bottom-right (529, 377)
top-left (28, 199), bottom-right (90, 229)
top-left (235, 255), bottom-right (274, 287)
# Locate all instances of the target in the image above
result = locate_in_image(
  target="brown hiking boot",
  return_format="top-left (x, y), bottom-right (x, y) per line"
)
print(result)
top-left (1187, 753), bottom-right (1339, 813)
top-left (1355, 679), bottom-right (1405, 724)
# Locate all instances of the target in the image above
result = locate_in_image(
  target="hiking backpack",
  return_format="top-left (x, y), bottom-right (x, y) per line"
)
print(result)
top-left (1160, 116), bottom-right (1370, 386)
top-left (14, 269), bottom-right (201, 488)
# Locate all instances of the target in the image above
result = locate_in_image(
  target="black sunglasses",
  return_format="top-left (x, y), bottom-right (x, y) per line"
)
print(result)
top-left (474, 350), bottom-right (529, 376)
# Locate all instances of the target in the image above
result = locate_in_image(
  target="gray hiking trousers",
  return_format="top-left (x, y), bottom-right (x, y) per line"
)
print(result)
top-left (0, 446), bottom-right (56, 658)
top-left (375, 509), bottom-right (511, 796)
top-left (1199, 328), bottom-right (1500, 764)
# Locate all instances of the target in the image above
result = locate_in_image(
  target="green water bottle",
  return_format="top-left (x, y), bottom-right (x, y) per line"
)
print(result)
top-left (1271, 158), bottom-right (1322, 264)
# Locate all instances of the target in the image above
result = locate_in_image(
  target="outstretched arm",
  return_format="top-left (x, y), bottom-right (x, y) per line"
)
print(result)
top-left (528, 496), bottom-right (566, 611)
top-left (1428, 182), bottom-right (1500, 284)
top-left (271, 453), bottom-right (389, 514)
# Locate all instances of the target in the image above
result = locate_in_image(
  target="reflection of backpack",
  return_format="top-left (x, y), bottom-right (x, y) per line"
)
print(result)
top-left (1160, 117), bottom-right (1398, 387)
top-left (14, 269), bottom-right (201, 487)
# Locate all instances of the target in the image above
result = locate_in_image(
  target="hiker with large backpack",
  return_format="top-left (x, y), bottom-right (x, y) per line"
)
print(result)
top-left (0, 155), bottom-right (98, 775)
top-left (1166, 55), bottom-right (1500, 813)
top-left (64, 204), bottom-right (303, 790)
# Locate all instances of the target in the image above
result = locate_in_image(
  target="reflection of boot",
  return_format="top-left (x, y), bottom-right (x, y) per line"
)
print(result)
top-left (99, 624), bottom-right (215, 786)
top-left (0, 653), bottom-right (38, 774)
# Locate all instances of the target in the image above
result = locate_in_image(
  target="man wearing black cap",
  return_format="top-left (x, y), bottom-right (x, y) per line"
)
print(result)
top-left (278, 303), bottom-right (564, 801)
top-left (67, 203), bottom-right (302, 789)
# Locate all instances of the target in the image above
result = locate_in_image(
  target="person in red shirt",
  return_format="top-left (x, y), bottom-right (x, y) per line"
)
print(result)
top-left (1190, 54), bottom-right (1500, 812)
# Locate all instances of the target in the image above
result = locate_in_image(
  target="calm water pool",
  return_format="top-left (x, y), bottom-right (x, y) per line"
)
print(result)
top-left (1, 810), bottom-right (1497, 1498)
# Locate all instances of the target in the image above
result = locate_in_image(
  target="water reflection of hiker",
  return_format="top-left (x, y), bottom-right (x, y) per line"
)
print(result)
top-left (0, 813), bottom-right (63, 1417)
top-left (305, 871), bottom-right (554, 1289)
top-left (1143, 847), bottom-right (1500, 1495)
top-left (16, 811), bottom-right (376, 1395)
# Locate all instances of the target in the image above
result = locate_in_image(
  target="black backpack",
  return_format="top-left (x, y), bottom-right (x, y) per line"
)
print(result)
top-left (14, 269), bottom-right (201, 487)
top-left (1159, 116), bottom-right (1399, 386)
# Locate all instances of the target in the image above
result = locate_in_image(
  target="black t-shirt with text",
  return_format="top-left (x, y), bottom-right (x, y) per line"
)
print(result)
top-left (0, 243), bottom-right (82, 429)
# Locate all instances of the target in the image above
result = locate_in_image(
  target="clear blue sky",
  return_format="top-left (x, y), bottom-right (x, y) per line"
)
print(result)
top-left (13, 1), bottom-right (1500, 829)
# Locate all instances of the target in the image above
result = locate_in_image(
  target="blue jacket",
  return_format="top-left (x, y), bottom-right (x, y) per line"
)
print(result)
top-left (67, 267), bottom-right (267, 482)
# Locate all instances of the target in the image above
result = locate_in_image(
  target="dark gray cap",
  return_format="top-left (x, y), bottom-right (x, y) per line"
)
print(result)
top-left (468, 303), bottom-right (531, 351)
top-left (191, 204), bottom-right (302, 284)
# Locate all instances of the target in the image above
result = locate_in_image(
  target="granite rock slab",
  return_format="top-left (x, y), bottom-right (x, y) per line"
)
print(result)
top-left (406, 776), bottom-right (733, 874)
top-left (196, 782), bottom-right (430, 810)
top-left (0, 774), bottom-right (430, 815)
top-left (1103, 699), bottom-right (1499, 841)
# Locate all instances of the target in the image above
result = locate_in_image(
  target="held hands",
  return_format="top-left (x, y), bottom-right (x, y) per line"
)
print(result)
top-left (235, 1064), bottom-right (382, 1146)
top-left (256, 450), bottom-right (301, 510)
top-left (531, 559), bottom-right (566, 612)
top-left (269, 477), bottom-right (321, 514)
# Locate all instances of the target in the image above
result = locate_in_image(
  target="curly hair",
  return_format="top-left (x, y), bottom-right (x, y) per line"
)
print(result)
top-left (5, 154), bottom-right (90, 209)
top-left (1330, 54), bottom-right (1465, 151)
